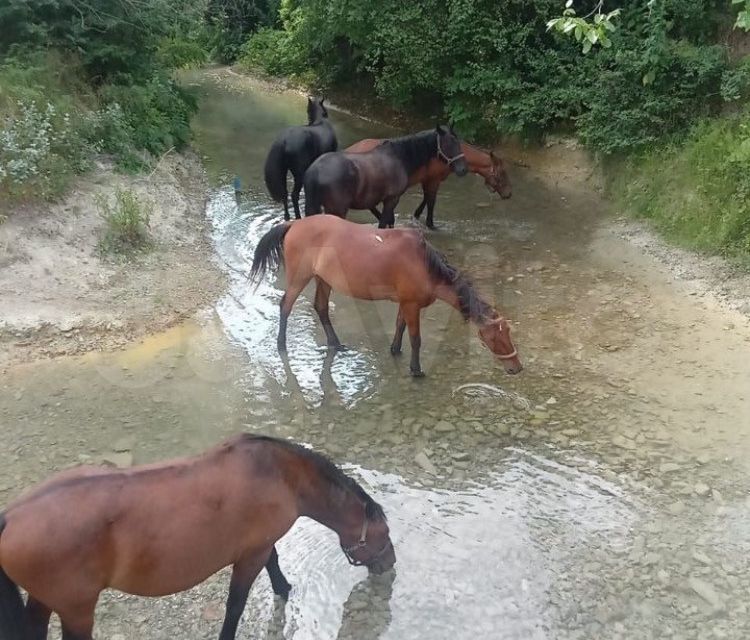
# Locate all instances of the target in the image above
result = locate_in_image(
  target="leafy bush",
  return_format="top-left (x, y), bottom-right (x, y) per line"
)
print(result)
top-left (98, 187), bottom-right (152, 255)
top-left (241, 0), bottom-right (733, 152)
top-left (611, 109), bottom-right (750, 259)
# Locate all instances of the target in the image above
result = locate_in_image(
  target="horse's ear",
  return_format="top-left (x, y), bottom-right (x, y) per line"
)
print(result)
top-left (490, 150), bottom-right (497, 161)
top-left (308, 96), bottom-right (313, 104)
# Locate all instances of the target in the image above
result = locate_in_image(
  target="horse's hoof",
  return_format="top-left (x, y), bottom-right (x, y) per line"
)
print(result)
top-left (390, 346), bottom-right (402, 356)
top-left (330, 343), bottom-right (348, 352)
top-left (410, 368), bottom-right (425, 378)
top-left (275, 582), bottom-right (292, 600)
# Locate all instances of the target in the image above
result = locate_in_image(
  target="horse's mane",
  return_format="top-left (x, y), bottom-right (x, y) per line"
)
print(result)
top-left (239, 434), bottom-right (386, 522)
top-left (422, 239), bottom-right (494, 323)
top-left (381, 129), bottom-right (439, 175)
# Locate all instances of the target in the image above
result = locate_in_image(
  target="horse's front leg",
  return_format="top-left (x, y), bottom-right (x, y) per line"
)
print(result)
top-left (379, 196), bottom-right (400, 229)
top-left (265, 546), bottom-right (292, 600)
top-left (219, 552), bottom-right (270, 640)
top-left (423, 183), bottom-right (440, 229)
top-left (403, 303), bottom-right (424, 376)
top-left (413, 183), bottom-right (428, 220)
top-left (369, 207), bottom-right (382, 222)
top-left (26, 596), bottom-right (52, 640)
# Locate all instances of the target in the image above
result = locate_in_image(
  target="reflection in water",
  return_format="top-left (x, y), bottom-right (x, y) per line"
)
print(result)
top-left (336, 570), bottom-right (394, 640)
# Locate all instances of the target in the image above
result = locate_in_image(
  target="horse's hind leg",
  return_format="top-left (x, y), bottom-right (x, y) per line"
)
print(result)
top-left (265, 546), bottom-right (292, 599)
top-left (390, 307), bottom-right (406, 356)
top-left (291, 169), bottom-right (304, 220)
top-left (59, 606), bottom-right (95, 640)
top-left (26, 596), bottom-right (52, 640)
top-left (369, 207), bottom-right (382, 222)
top-left (314, 278), bottom-right (344, 350)
top-left (219, 552), bottom-right (269, 640)
top-left (278, 275), bottom-right (311, 352)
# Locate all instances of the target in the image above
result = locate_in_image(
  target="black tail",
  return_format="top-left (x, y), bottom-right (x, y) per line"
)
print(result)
top-left (264, 139), bottom-right (288, 202)
top-left (422, 241), bottom-right (493, 322)
top-left (250, 223), bottom-right (292, 283)
top-left (0, 516), bottom-right (25, 640)
top-left (303, 170), bottom-right (323, 216)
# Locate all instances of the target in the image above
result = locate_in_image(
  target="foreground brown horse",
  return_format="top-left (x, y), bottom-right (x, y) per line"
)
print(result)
top-left (304, 126), bottom-right (468, 229)
top-left (0, 434), bottom-right (394, 640)
top-left (250, 215), bottom-right (522, 376)
top-left (346, 139), bottom-right (512, 228)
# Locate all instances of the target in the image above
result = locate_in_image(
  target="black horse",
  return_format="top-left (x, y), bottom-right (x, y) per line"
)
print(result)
top-left (264, 97), bottom-right (338, 221)
top-left (303, 125), bottom-right (468, 229)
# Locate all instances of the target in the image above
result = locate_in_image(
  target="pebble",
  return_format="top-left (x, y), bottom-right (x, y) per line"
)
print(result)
top-left (434, 420), bottom-right (455, 433)
top-left (694, 482), bottom-right (711, 497)
top-left (659, 462), bottom-right (681, 473)
top-left (414, 451), bottom-right (437, 475)
top-left (687, 577), bottom-right (724, 612)
top-left (612, 435), bottom-right (637, 450)
top-left (112, 436), bottom-right (135, 453)
top-left (102, 452), bottom-right (133, 468)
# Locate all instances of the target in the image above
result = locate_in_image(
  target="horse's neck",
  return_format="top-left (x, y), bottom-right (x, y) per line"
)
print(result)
top-left (463, 144), bottom-right (491, 174)
top-left (296, 464), bottom-right (362, 536)
top-left (391, 132), bottom-right (436, 175)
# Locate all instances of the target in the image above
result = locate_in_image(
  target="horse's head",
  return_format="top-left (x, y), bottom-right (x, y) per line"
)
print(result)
top-left (483, 151), bottom-right (512, 199)
top-left (340, 508), bottom-right (396, 575)
top-left (307, 97), bottom-right (328, 124)
top-left (478, 315), bottom-right (522, 374)
top-left (436, 124), bottom-right (468, 177)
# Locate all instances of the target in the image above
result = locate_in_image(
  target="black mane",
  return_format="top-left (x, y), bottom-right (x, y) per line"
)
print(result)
top-left (422, 239), bottom-right (494, 322)
top-left (240, 434), bottom-right (386, 521)
top-left (380, 129), bottom-right (438, 175)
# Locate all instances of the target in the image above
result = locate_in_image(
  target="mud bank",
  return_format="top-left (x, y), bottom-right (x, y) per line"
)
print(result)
top-left (0, 151), bottom-right (225, 367)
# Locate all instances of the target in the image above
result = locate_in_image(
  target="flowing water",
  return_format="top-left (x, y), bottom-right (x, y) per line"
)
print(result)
top-left (2, 68), bottom-right (750, 639)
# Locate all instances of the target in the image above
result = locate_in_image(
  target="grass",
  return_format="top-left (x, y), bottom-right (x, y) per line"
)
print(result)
top-left (98, 187), bottom-right (152, 255)
top-left (609, 108), bottom-right (750, 264)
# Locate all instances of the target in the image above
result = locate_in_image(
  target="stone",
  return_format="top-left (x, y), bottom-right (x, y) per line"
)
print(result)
top-left (102, 452), bottom-right (133, 468)
top-left (659, 462), bottom-right (681, 473)
top-left (694, 483), bottom-right (711, 497)
top-left (113, 436), bottom-right (135, 452)
top-left (612, 435), bottom-right (637, 450)
top-left (434, 420), bottom-right (455, 433)
top-left (668, 501), bottom-right (686, 515)
top-left (688, 577), bottom-right (724, 612)
top-left (414, 452), bottom-right (437, 475)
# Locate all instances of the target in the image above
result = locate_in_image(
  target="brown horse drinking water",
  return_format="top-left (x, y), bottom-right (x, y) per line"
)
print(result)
top-left (0, 435), bottom-right (394, 640)
top-left (304, 126), bottom-right (468, 229)
top-left (250, 215), bottom-right (522, 376)
top-left (346, 139), bottom-right (512, 229)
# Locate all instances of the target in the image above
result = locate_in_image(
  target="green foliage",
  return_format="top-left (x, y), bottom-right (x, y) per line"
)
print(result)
top-left (721, 56), bottom-right (750, 102)
top-left (0, 1), bottom-right (199, 204)
top-left (205, 0), bottom-right (281, 62)
top-left (732, 0), bottom-right (750, 30)
top-left (547, 1), bottom-right (620, 53)
top-left (611, 109), bottom-right (750, 259)
top-left (239, 0), bottom-right (733, 152)
top-left (98, 187), bottom-right (152, 255)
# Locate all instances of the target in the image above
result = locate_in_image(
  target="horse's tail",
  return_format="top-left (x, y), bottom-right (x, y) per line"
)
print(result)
top-left (264, 139), bottom-right (288, 202)
top-left (303, 169), bottom-right (323, 216)
top-left (0, 515), bottom-right (25, 640)
top-left (250, 223), bottom-right (292, 283)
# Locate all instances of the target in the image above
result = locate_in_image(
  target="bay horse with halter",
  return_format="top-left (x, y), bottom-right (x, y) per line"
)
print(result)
top-left (250, 215), bottom-right (522, 376)
top-left (303, 126), bottom-right (468, 229)
top-left (346, 139), bottom-right (512, 229)
top-left (264, 97), bottom-right (338, 221)
top-left (0, 434), bottom-right (394, 640)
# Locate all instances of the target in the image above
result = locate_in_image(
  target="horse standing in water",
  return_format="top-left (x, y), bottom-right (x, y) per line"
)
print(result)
top-left (264, 97), bottom-right (338, 221)
top-left (304, 126), bottom-right (468, 229)
top-left (346, 139), bottom-right (512, 228)
top-left (250, 215), bottom-right (522, 376)
top-left (0, 434), bottom-right (394, 640)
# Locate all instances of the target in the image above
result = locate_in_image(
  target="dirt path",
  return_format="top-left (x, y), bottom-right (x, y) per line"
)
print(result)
top-left (0, 152), bottom-right (225, 368)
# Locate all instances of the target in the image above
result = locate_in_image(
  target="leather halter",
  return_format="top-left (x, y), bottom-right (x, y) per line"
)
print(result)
top-left (437, 134), bottom-right (465, 166)
top-left (341, 517), bottom-right (391, 567)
